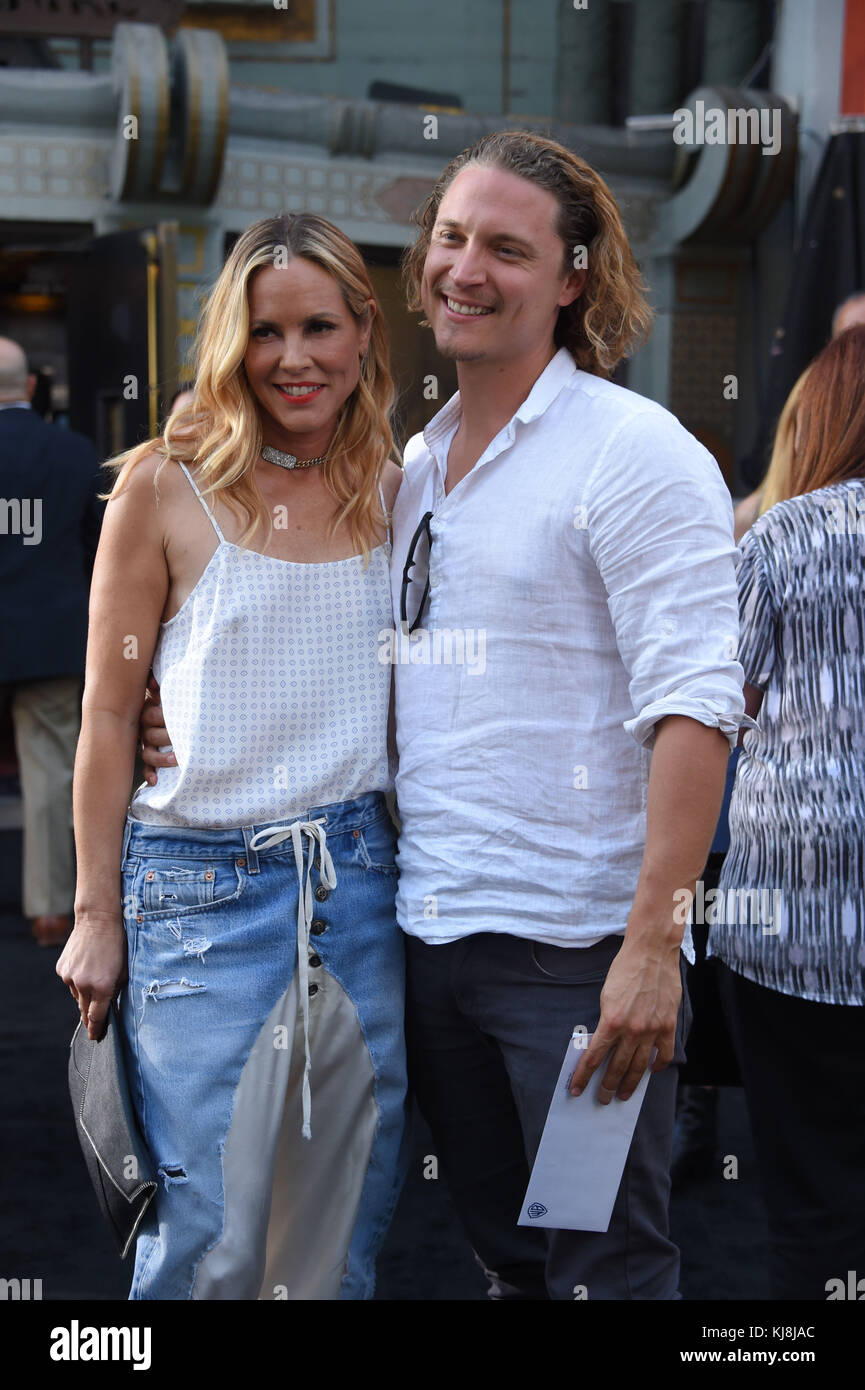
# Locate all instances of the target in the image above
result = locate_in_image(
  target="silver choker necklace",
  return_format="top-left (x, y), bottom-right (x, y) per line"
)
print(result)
top-left (261, 445), bottom-right (327, 471)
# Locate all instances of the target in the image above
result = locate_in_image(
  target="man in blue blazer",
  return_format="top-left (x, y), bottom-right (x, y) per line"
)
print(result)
top-left (0, 338), bottom-right (104, 945)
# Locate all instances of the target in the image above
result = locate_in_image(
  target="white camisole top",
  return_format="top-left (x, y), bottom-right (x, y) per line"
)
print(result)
top-left (129, 460), bottom-right (394, 829)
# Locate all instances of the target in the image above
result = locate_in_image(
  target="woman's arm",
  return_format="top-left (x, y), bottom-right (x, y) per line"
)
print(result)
top-left (57, 453), bottom-right (170, 1039)
top-left (733, 489), bottom-right (762, 543)
top-left (736, 681), bottom-right (765, 746)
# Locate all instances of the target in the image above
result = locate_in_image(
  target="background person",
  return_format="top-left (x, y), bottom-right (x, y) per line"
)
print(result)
top-left (674, 358), bottom-right (811, 1181)
top-left (830, 290), bottom-right (865, 338)
top-left (708, 325), bottom-right (865, 1300)
top-left (689, 290), bottom-right (862, 1171)
top-left (0, 336), bottom-right (103, 946)
top-left (733, 293), bottom-right (862, 541)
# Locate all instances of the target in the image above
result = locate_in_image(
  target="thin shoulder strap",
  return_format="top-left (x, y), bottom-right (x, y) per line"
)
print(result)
top-left (378, 480), bottom-right (391, 547)
top-left (177, 460), bottom-right (226, 543)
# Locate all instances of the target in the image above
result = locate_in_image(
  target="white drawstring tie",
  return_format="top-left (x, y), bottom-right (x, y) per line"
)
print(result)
top-left (247, 816), bottom-right (337, 1139)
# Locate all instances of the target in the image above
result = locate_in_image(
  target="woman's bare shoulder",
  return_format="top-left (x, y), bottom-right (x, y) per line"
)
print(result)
top-left (107, 451), bottom-right (199, 545)
top-left (112, 448), bottom-right (190, 500)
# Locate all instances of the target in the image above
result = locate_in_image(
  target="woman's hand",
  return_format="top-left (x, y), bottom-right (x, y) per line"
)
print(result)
top-left (56, 913), bottom-right (128, 1041)
top-left (139, 673), bottom-right (175, 786)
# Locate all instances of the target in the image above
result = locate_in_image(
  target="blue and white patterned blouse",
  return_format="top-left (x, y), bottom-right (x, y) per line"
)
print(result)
top-left (708, 479), bottom-right (865, 1005)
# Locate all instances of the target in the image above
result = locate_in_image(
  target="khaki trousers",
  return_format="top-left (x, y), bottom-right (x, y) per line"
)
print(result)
top-left (0, 675), bottom-right (82, 917)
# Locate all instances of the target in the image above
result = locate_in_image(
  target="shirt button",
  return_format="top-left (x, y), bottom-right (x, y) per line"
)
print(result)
top-left (308, 982), bottom-right (319, 997)
top-left (429, 574), bottom-right (440, 588)
top-left (314, 884), bottom-right (329, 902)
top-left (308, 953), bottom-right (322, 968)
top-left (311, 919), bottom-right (327, 935)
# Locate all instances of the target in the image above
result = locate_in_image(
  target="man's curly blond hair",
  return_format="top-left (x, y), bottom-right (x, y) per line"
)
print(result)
top-left (402, 130), bottom-right (653, 379)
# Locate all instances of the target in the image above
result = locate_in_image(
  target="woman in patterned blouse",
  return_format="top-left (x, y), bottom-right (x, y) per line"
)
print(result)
top-left (708, 325), bottom-right (865, 1300)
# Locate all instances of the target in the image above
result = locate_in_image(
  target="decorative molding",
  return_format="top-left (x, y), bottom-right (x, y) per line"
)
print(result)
top-left (110, 23), bottom-right (171, 202)
top-left (373, 176), bottom-right (434, 226)
top-left (216, 151), bottom-right (409, 225)
top-left (170, 28), bottom-right (230, 205)
top-left (0, 136), bottom-right (110, 209)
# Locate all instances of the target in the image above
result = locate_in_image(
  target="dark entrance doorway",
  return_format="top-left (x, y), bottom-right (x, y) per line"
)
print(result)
top-left (66, 224), bottom-right (179, 457)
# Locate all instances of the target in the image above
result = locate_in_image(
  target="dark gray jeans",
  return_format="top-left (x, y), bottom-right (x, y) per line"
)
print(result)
top-left (405, 930), bottom-right (691, 1300)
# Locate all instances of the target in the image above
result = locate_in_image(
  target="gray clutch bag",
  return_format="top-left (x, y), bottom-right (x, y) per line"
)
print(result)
top-left (68, 998), bottom-right (157, 1258)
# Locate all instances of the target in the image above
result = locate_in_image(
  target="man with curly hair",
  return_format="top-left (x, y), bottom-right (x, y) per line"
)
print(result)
top-left (392, 131), bottom-right (754, 1300)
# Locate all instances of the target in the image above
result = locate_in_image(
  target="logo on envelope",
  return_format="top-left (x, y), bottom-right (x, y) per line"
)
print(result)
top-left (527, 1202), bottom-right (548, 1219)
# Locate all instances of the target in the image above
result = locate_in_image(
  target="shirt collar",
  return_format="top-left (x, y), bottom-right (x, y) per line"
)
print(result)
top-left (422, 346), bottom-right (577, 454)
top-left (513, 346), bottom-right (578, 424)
top-left (0, 400), bottom-right (31, 410)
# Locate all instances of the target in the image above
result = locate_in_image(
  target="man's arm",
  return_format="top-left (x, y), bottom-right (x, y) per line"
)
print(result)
top-left (569, 714), bottom-right (729, 1102)
top-left (570, 409), bottom-right (755, 1103)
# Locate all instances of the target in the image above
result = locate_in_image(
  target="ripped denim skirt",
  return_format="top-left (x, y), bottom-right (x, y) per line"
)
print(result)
top-left (118, 790), bottom-right (408, 1301)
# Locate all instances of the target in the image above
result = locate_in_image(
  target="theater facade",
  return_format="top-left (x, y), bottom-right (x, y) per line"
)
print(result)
top-left (0, 0), bottom-right (853, 482)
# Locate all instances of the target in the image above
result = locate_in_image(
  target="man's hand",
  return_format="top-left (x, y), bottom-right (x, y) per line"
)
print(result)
top-left (139, 673), bottom-right (175, 786)
top-left (568, 715), bottom-right (729, 1105)
top-left (568, 934), bottom-right (681, 1103)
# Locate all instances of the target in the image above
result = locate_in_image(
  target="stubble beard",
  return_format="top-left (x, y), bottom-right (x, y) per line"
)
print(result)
top-left (432, 313), bottom-right (493, 364)
top-left (425, 281), bottom-right (495, 363)
top-left (435, 340), bottom-right (488, 362)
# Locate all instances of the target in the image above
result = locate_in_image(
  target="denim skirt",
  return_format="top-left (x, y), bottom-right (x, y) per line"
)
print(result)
top-left (118, 790), bottom-right (408, 1300)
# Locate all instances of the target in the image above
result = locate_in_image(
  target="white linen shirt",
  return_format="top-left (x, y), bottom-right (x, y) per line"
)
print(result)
top-left (389, 347), bottom-right (752, 950)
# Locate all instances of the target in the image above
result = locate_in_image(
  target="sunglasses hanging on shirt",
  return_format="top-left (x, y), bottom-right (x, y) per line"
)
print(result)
top-left (399, 510), bottom-right (434, 634)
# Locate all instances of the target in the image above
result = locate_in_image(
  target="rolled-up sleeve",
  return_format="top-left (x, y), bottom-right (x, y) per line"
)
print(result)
top-left (585, 409), bottom-right (758, 752)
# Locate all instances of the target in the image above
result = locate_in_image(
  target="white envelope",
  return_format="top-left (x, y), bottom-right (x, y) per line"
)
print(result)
top-left (518, 1030), bottom-right (654, 1233)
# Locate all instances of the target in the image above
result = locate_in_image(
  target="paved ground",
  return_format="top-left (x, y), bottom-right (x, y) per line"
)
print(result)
top-left (1, 895), bottom-right (770, 1303)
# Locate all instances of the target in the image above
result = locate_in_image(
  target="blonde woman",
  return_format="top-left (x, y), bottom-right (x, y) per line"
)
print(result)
top-left (733, 366), bottom-right (810, 541)
top-left (57, 213), bottom-right (406, 1300)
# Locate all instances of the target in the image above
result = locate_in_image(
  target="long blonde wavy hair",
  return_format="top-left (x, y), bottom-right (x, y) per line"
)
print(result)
top-left (757, 366), bottom-right (810, 516)
top-left (105, 212), bottom-right (397, 563)
top-left (402, 130), bottom-right (653, 378)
